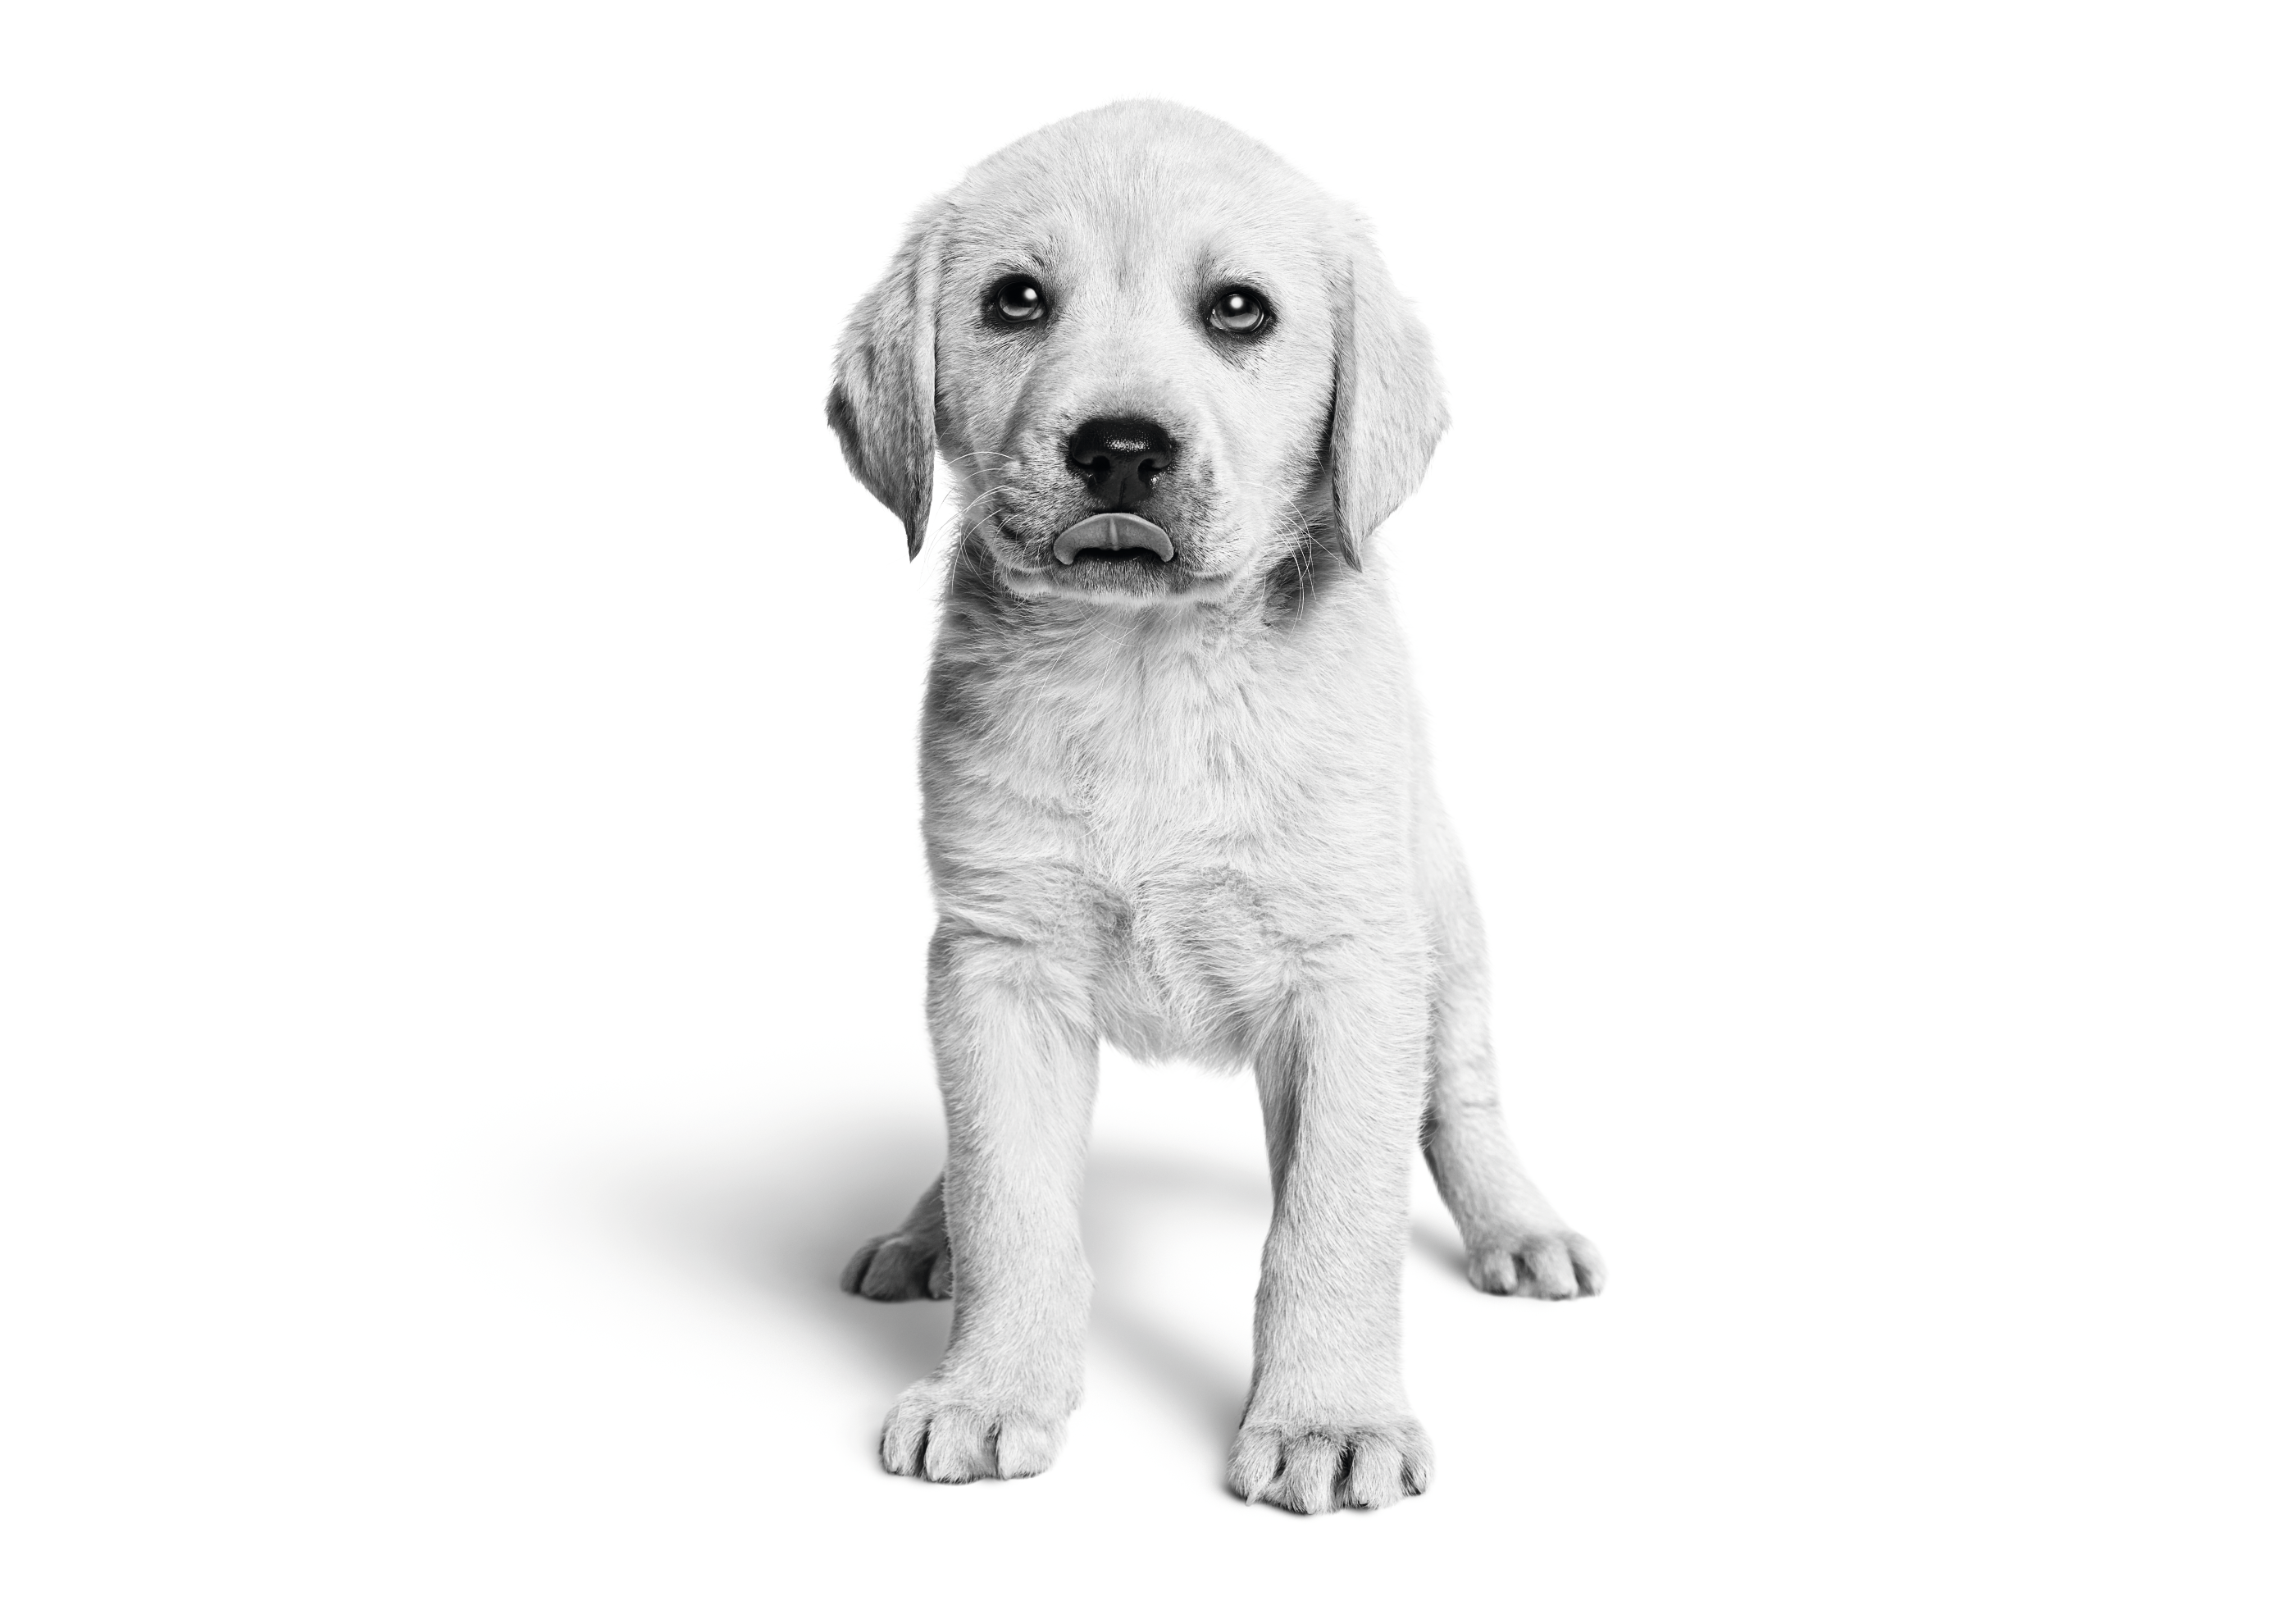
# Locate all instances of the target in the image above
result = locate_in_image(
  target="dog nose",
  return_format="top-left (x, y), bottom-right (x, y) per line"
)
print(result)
top-left (1065, 417), bottom-right (1175, 509)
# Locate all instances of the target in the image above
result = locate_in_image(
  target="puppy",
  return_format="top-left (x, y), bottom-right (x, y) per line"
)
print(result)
top-left (827, 101), bottom-right (1602, 1514)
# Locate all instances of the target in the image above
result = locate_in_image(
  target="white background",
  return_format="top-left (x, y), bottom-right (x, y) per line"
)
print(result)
top-left (3, 3), bottom-right (2290, 1618)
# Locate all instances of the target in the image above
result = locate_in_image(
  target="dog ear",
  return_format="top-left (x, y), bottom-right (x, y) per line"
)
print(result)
top-left (827, 203), bottom-right (946, 559)
top-left (1327, 221), bottom-right (1448, 568)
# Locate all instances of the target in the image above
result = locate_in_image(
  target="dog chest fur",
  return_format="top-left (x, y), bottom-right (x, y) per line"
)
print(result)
top-left (922, 554), bottom-right (1426, 1066)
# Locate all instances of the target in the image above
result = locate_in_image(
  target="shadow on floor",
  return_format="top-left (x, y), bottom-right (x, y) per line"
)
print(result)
top-left (1082, 1150), bottom-right (1267, 1450)
top-left (607, 1103), bottom-right (1476, 1452)
top-left (611, 1112), bottom-right (955, 1388)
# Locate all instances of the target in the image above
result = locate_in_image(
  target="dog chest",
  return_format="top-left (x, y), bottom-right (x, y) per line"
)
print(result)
top-left (924, 608), bottom-right (1418, 1058)
top-left (945, 611), bottom-right (1393, 877)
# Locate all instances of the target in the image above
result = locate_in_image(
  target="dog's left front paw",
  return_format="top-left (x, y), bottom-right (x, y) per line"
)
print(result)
top-left (1228, 1413), bottom-right (1432, 1512)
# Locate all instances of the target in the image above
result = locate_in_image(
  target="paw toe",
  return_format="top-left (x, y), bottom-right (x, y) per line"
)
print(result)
top-left (1465, 1245), bottom-right (1519, 1295)
top-left (921, 1407), bottom-right (994, 1481)
top-left (1281, 1432), bottom-right (1343, 1514)
top-left (991, 1416), bottom-right (1061, 1479)
top-left (880, 1401), bottom-right (928, 1476)
top-left (1521, 1235), bottom-right (1580, 1298)
top-left (1568, 1233), bottom-right (1607, 1296)
top-left (1228, 1423), bottom-right (1282, 1501)
top-left (1343, 1433), bottom-right (1407, 1509)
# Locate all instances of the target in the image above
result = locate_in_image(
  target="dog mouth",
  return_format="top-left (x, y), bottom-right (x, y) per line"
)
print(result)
top-left (1050, 512), bottom-right (1176, 568)
top-left (986, 509), bottom-right (1223, 601)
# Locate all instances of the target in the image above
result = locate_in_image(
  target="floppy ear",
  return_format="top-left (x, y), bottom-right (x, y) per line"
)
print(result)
top-left (827, 203), bottom-right (945, 559)
top-left (1327, 222), bottom-right (1448, 568)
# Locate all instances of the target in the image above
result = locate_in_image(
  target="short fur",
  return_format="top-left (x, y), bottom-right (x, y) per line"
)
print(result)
top-left (828, 102), bottom-right (1602, 1514)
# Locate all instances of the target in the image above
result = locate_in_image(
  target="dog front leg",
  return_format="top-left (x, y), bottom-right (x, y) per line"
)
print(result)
top-left (1230, 972), bottom-right (1432, 1512)
top-left (878, 924), bottom-right (1097, 1483)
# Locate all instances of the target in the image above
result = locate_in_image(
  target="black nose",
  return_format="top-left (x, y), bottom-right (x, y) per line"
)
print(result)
top-left (1065, 417), bottom-right (1175, 509)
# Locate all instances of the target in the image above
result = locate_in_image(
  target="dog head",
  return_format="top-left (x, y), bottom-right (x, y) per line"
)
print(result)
top-left (827, 102), bottom-right (1446, 604)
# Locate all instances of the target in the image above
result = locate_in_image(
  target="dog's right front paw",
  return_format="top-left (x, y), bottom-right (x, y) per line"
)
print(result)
top-left (879, 1378), bottom-right (1067, 1482)
top-left (840, 1229), bottom-right (951, 1301)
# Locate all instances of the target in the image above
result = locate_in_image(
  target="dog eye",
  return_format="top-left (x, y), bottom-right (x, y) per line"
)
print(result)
top-left (1207, 287), bottom-right (1269, 336)
top-left (988, 276), bottom-right (1046, 326)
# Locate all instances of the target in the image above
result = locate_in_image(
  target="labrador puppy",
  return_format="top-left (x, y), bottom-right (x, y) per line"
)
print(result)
top-left (827, 101), bottom-right (1602, 1514)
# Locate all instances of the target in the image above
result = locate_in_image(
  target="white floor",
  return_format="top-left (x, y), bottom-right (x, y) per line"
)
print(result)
top-left (8, 1004), bottom-right (2285, 1620)
top-left (5, 6), bottom-right (2290, 1618)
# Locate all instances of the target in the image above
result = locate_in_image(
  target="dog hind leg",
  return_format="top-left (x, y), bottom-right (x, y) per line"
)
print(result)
top-left (840, 1173), bottom-right (951, 1302)
top-left (1419, 819), bottom-right (1606, 1299)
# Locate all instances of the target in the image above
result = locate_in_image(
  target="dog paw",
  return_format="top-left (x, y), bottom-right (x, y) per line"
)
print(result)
top-left (840, 1229), bottom-right (951, 1301)
top-left (879, 1379), bottom-right (1067, 1482)
top-left (1463, 1226), bottom-right (1606, 1298)
top-left (1228, 1414), bottom-right (1432, 1512)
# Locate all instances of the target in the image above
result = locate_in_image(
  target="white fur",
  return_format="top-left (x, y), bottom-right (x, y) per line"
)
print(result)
top-left (830, 102), bottom-right (1602, 1514)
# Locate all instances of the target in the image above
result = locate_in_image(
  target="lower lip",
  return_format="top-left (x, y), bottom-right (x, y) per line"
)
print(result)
top-left (1065, 549), bottom-right (1165, 566)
